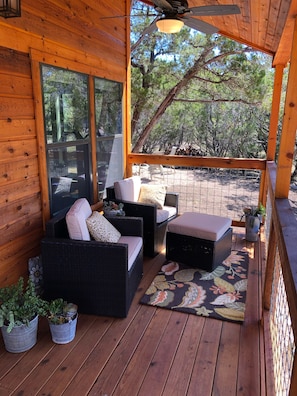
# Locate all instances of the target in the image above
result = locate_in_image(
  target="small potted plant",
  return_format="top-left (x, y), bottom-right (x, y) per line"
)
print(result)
top-left (0, 277), bottom-right (48, 353)
top-left (103, 201), bottom-right (125, 217)
top-left (46, 298), bottom-right (78, 344)
top-left (241, 203), bottom-right (266, 241)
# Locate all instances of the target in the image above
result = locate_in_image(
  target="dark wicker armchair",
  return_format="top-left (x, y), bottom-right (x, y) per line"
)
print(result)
top-left (106, 176), bottom-right (179, 257)
top-left (41, 209), bottom-right (143, 318)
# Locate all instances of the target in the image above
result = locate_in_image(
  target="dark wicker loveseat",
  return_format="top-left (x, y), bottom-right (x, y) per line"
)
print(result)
top-left (41, 209), bottom-right (143, 318)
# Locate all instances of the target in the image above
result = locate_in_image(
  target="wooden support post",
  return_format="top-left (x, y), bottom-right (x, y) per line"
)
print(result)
top-left (89, 76), bottom-right (98, 202)
top-left (31, 57), bottom-right (51, 225)
top-left (260, 59), bottom-right (283, 214)
top-left (267, 64), bottom-right (285, 161)
top-left (275, 17), bottom-right (297, 198)
top-left (125, 0), bottom-right (132, 178)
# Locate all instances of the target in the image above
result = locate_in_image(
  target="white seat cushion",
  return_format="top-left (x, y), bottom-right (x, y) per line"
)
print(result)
top-left (157, 206), bottom-right (177, 224)
top-left (66, 198), bottom-right (92, 241)
top-left (114, 176), bottom-right (141, 202)
top-left (118, 236), bottom-right (143, 270)
top-left (168, 212), bottom-right (231, 242)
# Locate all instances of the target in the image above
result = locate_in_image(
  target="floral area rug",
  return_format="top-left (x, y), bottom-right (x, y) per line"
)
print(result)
top-left (140, 250), bottom-right (249, 323)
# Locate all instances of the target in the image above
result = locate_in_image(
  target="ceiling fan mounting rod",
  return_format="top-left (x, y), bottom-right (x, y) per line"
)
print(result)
top-left (171, 0), bottom-right (187, 8)
top-left (165, 0), bottom-right (189, 13)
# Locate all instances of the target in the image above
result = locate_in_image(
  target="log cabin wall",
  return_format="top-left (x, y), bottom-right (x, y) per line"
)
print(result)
top-left (0, 48), bottom-right (42, 286)
top-left (0, 0), bottom-right (130, 286)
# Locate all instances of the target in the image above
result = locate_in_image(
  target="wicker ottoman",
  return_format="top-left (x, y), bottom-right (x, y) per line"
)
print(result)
top-left (166, 212), bottom-right (232, 271)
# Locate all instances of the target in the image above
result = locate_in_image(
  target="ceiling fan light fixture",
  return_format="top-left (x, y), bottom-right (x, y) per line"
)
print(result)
top-left (156, 18), bottom-right (184, 33)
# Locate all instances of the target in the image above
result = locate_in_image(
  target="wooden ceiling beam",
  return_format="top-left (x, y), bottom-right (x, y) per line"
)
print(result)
top-left (273, 0), bottom-right (297, 66)
top-left (275, 16), bottom-right (297, 198)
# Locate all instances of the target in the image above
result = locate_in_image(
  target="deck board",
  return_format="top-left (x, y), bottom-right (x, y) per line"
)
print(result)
top-left (162, 315), bottom-right (205, 395)
top-left (0, 228), bottom-right (267, 396)
top-left (188, 318), bottom-right (223, 395)
top-left (237, 230), bottom-right (262, 395)
top-left (88, 306), bottom-right (157, 395)
top-left (112, 309), bottom-right (173, 395)
top-left (136, 311), bottom-right (188, 395)
top-left (212, 321), bottom-right (241, 395)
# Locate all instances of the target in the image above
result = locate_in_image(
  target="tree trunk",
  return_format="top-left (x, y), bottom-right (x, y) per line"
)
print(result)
top-left (132, 45), bottom-right (250, 153)
top-left (132, 56), bottom-right (203, 152)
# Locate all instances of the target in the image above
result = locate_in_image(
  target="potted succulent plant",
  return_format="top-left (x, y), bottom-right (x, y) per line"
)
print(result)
top-left (0, 277), bottom-right (47, 353)
top-left (46, 298), bottom-right (78, 344)
top-left (241, 203), bottom-right (266, 241)
top-left (103, 201), bottom-right (125, 217)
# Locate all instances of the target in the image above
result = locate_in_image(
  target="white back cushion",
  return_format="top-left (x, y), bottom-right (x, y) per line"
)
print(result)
top-left (138, 184), bottom-right (166, 209)
top-left (114, 176), bottom-right (141, 202)
top-left (66, 198), bottom-right (92, 241)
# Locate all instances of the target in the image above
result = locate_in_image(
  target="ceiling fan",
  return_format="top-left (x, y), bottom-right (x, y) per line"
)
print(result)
top-left (141, 0), bottom-right (240, 35)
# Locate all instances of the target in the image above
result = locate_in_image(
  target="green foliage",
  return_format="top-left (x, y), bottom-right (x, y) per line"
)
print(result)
top-left (242, 203), bottom-right (266, 220)
top-left (46, 299), bottom-right (77, 325)
top-left (42, 65), bottom-right (89, 140)
top-left (130, 2), bottom-right (279, 157)
top-left (0, 277), bottom-right (48, 333)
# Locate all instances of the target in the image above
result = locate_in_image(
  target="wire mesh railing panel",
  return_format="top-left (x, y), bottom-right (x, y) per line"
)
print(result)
top-left (136, 165), bottom-right (260, 220)
top-left (269, 248), bottom-right (296, 396)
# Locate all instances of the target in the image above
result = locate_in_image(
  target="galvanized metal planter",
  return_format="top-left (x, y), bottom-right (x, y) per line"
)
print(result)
top-left (1, 315), bottom-right (39, 353)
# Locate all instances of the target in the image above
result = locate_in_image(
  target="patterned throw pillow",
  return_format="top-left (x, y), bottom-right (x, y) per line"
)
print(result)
top-left (138, 184), bottom-right (166, 209)
top-left (86, 211), bottom-right (121, 243)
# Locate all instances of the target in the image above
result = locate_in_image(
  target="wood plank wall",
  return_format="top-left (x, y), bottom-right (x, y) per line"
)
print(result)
top-left (0, 0), bottom-right (129, 287)
top-left (0, 47), bottom-right (43, 286)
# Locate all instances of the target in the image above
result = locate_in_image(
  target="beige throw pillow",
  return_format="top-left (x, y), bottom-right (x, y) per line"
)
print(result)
top-left (86, 211), bottom-right (121, 243)
top-left (138, 184), bottom-right (166, 209)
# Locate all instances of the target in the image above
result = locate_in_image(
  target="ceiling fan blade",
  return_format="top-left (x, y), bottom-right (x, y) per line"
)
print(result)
top-left (190, 5), bottom-right (241, 16)
top-left (184, 17), bottom-right (218, 35)
top-left (152, 0), bottom-right (173, 11)
top-left (99, 13), bottom-right (157, 20)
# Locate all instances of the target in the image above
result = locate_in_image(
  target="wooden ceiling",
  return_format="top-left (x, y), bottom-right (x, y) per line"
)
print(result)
top-left (141, 0), bottom-right (297, 66)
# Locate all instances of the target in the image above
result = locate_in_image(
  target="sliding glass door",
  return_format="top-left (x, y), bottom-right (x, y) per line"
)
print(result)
top-left (41, 65), bottom-right (123, 215)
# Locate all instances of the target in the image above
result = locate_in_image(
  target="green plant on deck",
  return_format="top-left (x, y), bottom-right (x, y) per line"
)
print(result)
top-left (0, 277), bottom-right (47, 333)
top-left (46, 298), bottom-right (77, 325)
top-left (241, 203), bottom-right (266, 227)
top-left (242, 203), bottom-right (266, 217)
top-left (103, 201), bottom-right (125, 216)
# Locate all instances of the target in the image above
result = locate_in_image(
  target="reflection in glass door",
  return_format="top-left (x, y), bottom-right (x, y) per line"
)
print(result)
top-left (95, 78), bottom-right (123, 200)
top-left (41, 65), bottom-right (91, 215)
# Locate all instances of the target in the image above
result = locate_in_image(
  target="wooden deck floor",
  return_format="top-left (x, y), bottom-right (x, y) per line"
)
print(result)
top-left (0, 228), bottom-right (267, 395)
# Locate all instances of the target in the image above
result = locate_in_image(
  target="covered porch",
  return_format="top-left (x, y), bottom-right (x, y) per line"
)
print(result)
top-left (1, 0), bottom-right (297, 394)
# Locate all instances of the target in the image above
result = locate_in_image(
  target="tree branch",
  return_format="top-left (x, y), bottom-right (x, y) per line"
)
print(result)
top-left (173, 98), bottom-right (261, 105)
